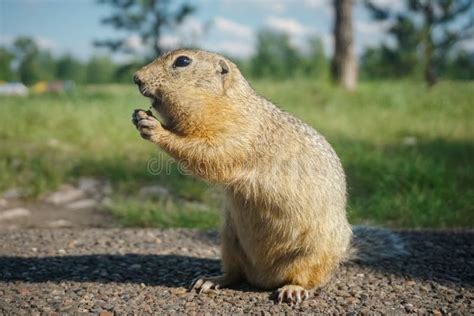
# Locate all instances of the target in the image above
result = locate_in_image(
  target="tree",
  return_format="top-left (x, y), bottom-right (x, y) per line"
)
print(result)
top-left (441, 50), bottom-right (474, 80)
top-left (86, 56), bottom-right (115, 84)
top-left (0, 47), bottom-right (16, 81)
top-left (332, 0), bottom-right (357, 90)
top-left (95, 0), bottom-right (195, 57)
top-left (360, 15), bottom-right (419, 80)
top-left (12, 37), bottom-right (54, 85)
top-left (251, 30), bottom-right (302, 79)
top-left (114, 60), bottom-right (143, 83)
top-left (302, 36), bottom-right (329, 80)
top-left (56, 55), bottom-right (85, 83)
top-left (365, 0), bottom-right (473, 86)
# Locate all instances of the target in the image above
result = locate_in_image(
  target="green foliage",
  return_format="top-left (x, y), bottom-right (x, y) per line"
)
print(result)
top-left (55, 54), bottom-right (85, 83)
top-left (0, 47), bottom-right (16, 81)
top-left (440, 51), bottom-right (474, 80)
top-left (251, 30), bottom-right (301, 79)
top-left (0, 81), bottom-right (472, 228)
top-left (361, 14), bottom-right (419, 79)
top-left (86, 56), bottom-right (116, 83)
top-left (12, 37), bottom-right (56, 85)
top-left (364, 0), bottom-right (474, 85)
top-left (1, 36), bottom-right (149, 85)
top-left (301, 36), bottom-right (329, 80)
top-left (361, 45), bottom-right (418, 79)
top-left (0, 31), bottom-right (471, 85)
top-left (250, 30), bottom-right (329, 80)
top-left (113, 61), bottom-right (144, 83)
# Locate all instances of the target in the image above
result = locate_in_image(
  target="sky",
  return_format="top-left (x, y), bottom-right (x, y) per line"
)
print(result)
top-left (1, 0), bottom-right (468, 63)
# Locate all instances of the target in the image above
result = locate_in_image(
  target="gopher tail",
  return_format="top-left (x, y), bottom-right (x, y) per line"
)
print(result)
top-left (347, 226), bottom-right (408, 263)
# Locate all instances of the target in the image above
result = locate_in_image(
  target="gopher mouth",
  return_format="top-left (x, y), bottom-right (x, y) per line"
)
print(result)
top-left (150, 97), bottom-right (162, 109)
top-left (138, 86), bottom-right (163, 110)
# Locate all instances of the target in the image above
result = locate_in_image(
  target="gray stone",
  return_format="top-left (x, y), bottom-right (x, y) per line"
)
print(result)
top-left (102, 182), bottom-right (113, 195)
top-left (100, 197), bottom-right (113, 207)
top-left (48, 219), bottom-right (74, 228)
top-left (0, 208), bottom-right (31, 221)
top-left (2, 188), bottom-right (23, 199)
top-left (46, 185), bottom-right (84, 205)
top-left (66, 199), bottom-right (97, 210)
top-left (78, 177), bottom-right (101, 194)
top-left (402, 136), bottom-right (417, 146)
top-left (46, 138), bottom-right (60, 147)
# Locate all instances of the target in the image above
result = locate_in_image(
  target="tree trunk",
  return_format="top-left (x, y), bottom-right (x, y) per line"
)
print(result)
top-left (422, 3), bottom-right (437, 87)
top-left (152, 18), bottom-right (163, 57)
top-left (331, 0), bottom-right (357, 90)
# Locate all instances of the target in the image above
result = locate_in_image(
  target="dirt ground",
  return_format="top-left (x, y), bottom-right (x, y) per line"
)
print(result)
top-left (0, 228), bottom-right (472, 314)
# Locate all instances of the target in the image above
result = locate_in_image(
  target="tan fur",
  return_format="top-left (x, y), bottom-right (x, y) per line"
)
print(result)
top-left (133, 49), bottom-right (353, 300)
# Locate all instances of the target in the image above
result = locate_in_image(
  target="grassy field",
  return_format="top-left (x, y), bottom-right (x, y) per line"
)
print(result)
top-left (0, 80), bottom-right (472, 228)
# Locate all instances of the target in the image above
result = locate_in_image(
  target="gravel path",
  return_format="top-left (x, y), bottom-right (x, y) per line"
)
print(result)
top-left (0, 229), bottom-right (472, 314)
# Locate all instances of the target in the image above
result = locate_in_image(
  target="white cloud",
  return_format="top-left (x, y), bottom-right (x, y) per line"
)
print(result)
top-left (221, 0), bottom-right (286, 13)
top-left (33, 37), bottom-right (56, 50)
top-left (0, 35), bottom-right (57, 51)
top-left (271, 2), bottom-right (286, 13)
top-left (458, 38), bottom-right (474, 52)
top-left (368, 0), bottom-right (405, 11)
top-left (214, 17), bottom-right (253, 38)
top-left (208, 40), bottom-right (255, 58)
top-left (355, 20), bottom-right (392, 35)
top-left (154, 17), bottom-right (206, 51)
top-left (159, 35), bottom-right (180, 49)
top-left (303, 0), bottom-right (330, 9)
top-left (321, 33), bottom-right (334, 55)
top-left (0, 35), bottom-right (13, 46)
top-left (263, 15), bottom-right (334, 54)
top-left (354, 19), bottom-right (394, 55)
top-left (265, 16), bottom-right (312, 37)
top-left (124, 35), bottom-right (146, 54)
top-left (302, 0), bottom-right (332, 15)
top-left (201, 17), bottom-right (255, 58)
top-left (177, 17), bottom-right (205, 39)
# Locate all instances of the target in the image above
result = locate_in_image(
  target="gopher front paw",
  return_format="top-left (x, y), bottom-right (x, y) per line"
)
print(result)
top-left (132, 109), bottom-right (162, 142)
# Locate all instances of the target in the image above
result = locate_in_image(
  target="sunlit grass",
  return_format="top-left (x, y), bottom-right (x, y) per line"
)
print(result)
top-left (0, 80), bottom-right (472, 228)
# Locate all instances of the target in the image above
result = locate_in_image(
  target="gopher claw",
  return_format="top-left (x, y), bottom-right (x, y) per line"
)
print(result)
top-left (276, 285), bottom-right (310, 305)
top-left (189, 277), bottom-right (222, 294)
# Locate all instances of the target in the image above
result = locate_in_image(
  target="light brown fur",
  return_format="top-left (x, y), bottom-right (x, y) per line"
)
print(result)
top-left (132, 49), bottom-right (353, 304)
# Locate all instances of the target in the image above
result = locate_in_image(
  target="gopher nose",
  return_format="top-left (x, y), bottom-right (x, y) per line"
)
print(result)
top-left (133, 73), bottom-right (143, 86)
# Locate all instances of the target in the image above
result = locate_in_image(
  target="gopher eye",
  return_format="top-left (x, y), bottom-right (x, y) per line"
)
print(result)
top-left (173, 55), bottom-right (192, 68)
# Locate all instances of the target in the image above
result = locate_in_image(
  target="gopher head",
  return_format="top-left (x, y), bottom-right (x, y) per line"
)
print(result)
top-left (133, 49), bottom-right (239, 134)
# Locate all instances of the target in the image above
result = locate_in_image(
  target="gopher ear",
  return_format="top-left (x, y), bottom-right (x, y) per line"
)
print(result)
top-left (217, 59), bottom-right (230, 90)
top-left (217, 59), bottom-right (230, 75)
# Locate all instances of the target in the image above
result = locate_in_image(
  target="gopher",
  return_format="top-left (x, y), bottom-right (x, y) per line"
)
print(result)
top-left (132, 49), bottom-right (405, 304)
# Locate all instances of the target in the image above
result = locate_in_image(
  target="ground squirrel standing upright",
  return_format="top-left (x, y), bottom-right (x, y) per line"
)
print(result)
top-left (132, 49), bottom-right (405, 304)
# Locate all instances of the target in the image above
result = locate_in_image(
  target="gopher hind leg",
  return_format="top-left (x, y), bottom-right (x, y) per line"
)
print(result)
top-left (190, 217), bottom-right (245, 293)
top-left (271, 253), bottom-right (336, 304)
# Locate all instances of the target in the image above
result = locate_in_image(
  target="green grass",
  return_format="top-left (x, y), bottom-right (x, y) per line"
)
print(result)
top-left (0, 80), bottom-right (472, 228)
top-left (109, 198), bottom-right (220, 229)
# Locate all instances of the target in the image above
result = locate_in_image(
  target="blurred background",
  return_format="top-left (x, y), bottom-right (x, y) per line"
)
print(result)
top-left (0, 0), bottom-right (472, 230)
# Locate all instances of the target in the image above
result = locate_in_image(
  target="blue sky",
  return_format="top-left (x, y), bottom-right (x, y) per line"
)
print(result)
top-left (0, 0), bottom-right (459, 62)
